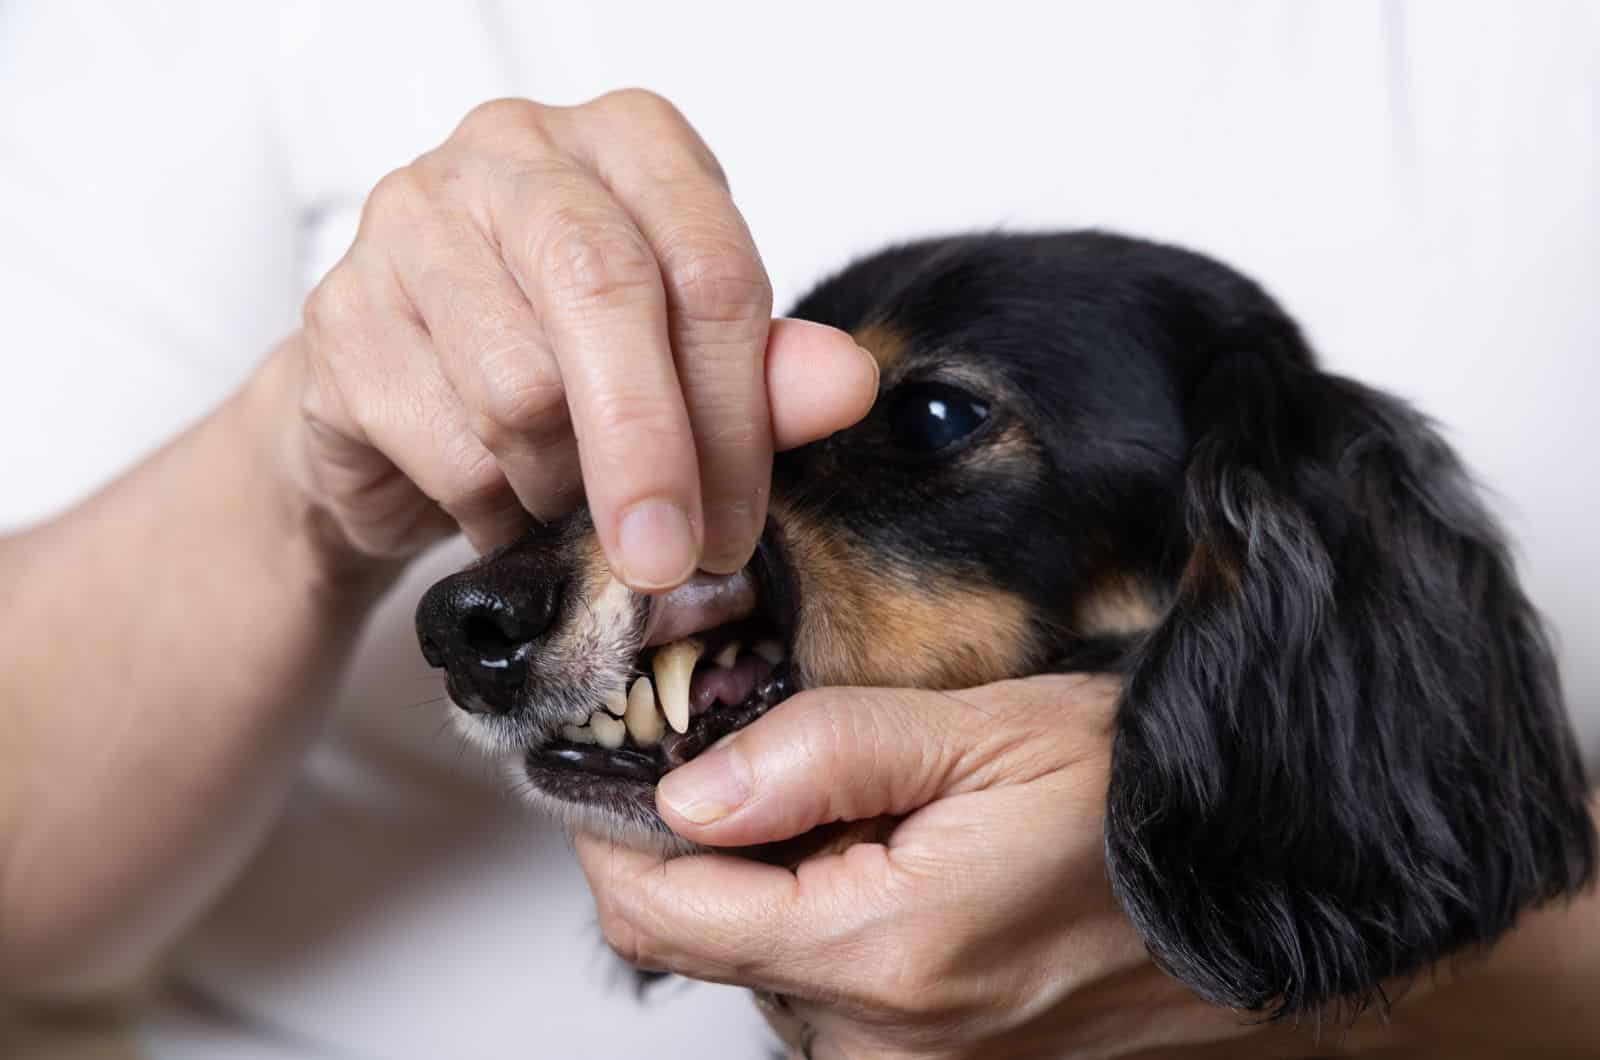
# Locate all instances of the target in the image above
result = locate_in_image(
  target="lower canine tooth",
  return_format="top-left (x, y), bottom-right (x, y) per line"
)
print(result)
top-left (561, 723), bottom-right (597, 745)
top-left (652, 638), bottom-right (703, 734)
top-left (753, 639), bottom-right (785, 665)
top-left (625, 675), bottom-right (665, 746)
top-left (589, 711), bottom-right (627, 750)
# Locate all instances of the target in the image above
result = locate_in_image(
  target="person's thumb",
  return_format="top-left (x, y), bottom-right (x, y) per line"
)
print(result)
top-left (654, 674), bottom-right (1116, 848)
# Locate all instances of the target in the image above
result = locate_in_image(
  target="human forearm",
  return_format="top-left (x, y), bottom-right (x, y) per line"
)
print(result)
top-left (1162, 796), bottom-right (1600, 1060)
top-left (0, 341), bottom-right (394, 995)
top-left (1364, 794), bottom-right (1600, 1058)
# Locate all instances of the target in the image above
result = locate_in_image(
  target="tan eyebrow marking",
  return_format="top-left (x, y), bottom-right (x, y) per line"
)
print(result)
top-left (850, 320), bottom-right (908, 372)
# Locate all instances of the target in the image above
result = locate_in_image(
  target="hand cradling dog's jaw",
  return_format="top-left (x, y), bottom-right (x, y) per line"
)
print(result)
top-left (415, 229), bottom-right (1597, 1020)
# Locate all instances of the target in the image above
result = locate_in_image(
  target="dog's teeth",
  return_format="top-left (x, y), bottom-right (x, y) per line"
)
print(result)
top-left (652, 638), bottom-right (703, 734)
top-left (561, 723), bottom-right (597, 745)
top-left (590, 711), bottom-right (627, 750)
top-left (601, 687), bottom-right (628, 717)
top-left (713, 641), bottom-right (742, 669)
top-left (625, 675), bottom-right (665, 747)
top-left (753, 639), bottom-right (785, 665)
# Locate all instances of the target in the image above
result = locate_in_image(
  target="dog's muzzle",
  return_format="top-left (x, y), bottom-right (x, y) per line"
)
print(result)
top-left (413, 523), bottom-right (798, 840)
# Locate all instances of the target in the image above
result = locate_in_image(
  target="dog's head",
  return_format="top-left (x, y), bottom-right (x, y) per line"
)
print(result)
top-left (415, 232), bottom-right (1594, 1016)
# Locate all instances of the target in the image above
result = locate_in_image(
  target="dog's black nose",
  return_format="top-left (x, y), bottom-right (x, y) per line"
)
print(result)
top-left (414, 569), bottom-right (561, 715)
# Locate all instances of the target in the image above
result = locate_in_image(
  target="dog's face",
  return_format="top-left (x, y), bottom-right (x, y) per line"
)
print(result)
top-left (416, 232), bottom-right (1595, 1018)
top-left (415, 233), bottom-right (1191, 847)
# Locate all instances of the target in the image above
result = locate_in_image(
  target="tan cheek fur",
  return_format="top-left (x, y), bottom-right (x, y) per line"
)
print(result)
top-left (1074, 575), bottom-right (1164, 637)
top-left (778, 512), bottom-right (1037, 690)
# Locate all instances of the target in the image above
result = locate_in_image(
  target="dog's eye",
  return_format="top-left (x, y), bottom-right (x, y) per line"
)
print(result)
top-left (886, 383), bottom-right (990, 453)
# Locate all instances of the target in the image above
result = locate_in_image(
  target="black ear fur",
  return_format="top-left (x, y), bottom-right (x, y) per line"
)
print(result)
top-left (1104, 349), bottom-right (1596, 1017)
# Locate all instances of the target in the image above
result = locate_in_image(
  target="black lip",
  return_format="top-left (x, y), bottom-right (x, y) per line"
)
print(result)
top-left (529, 662), bottom-right (797, 783)
top-left (533, 744), bottom-right (660, 784)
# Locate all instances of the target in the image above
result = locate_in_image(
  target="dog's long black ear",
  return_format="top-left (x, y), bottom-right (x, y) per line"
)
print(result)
top-left (1104, 349), bottom-right (1596, 1017)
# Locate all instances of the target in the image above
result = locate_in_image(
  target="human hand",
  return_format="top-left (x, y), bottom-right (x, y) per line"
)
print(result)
top-left (271, 91), bottom-right (876, 582)
top-left (573, 675), bottom-right (1300, 1059)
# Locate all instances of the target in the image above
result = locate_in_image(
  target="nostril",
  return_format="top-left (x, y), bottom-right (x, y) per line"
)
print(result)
top-left (460, 608), bottom-right (543, 664)
top-left (418, 632), bottom-right (446, 669)
top-left (414, 566), bottom-right (565, 716)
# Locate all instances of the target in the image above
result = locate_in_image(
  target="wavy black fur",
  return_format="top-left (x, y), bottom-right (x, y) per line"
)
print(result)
top-left (1106, 342), bottom-right (1596, 1017)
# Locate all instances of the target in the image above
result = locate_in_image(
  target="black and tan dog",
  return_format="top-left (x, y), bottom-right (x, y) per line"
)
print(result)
top-left (415, 231), bottom-right (1595, 1020)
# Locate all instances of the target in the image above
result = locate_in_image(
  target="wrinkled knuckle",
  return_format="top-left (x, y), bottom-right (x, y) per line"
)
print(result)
top-left (585, 389), bottom-right (683, 448)
top-left (662, 235), bottom-right (771, 326)
top-left (476, 372), bottom-right (569, 449)
top-left (539, 211), bottom-right (659, 312)
top-left (793, 689), bottom-right (859, 770)
top-left (434, 451), bottom-right (506, 516)
top-left (302, 266), bottom-right (365, 338)
top-left (695, 412), bottom-right (763, 452)
top-left (590, 86), bottom-right (682, 125)
top-left (363, 166), bottom-right (429, 226)
top-left (457, 97), bottom-right (547, 144)
top-left (409, 145), bottom-right (472, 195)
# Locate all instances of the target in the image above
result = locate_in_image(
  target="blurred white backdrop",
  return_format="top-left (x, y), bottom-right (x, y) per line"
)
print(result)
top-left (3, 2), bottom-right (1596, 1057)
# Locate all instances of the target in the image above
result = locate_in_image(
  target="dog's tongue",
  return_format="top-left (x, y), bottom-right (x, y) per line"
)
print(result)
top-left (642, 570), bottom-right (756, 647)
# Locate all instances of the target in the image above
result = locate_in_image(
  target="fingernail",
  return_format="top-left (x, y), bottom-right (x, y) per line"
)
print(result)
top-left (852, 340), bottom-right (881, 383)
top-left (701, 502), bottom-right (756, 574)
top-left (658, 738), bottom-right (750, 825)
top-left (618, 498), bottom-right (698, 590)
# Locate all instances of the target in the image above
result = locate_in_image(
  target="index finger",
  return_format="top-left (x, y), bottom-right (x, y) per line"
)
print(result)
top-left (494, 158), bottom-right (704, 592)
top-left (571, 90), bottom-right (777, 574)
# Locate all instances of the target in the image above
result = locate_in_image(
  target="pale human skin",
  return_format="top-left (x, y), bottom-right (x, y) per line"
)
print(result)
top-left (0, 90), bottom-right (877, 993)
top-left (0, 90), bottom-right (1596, 1058)
top-left (578, 678), bottom-right (1600, 1059)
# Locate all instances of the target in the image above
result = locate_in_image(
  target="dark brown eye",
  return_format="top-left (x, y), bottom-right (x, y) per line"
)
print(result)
top-left (886, 383), bottom-right (990, 453)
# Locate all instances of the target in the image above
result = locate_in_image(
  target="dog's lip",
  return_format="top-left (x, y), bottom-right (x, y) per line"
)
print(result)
top-left (638, 522), bottom-right (797, 650)
top-left (640, 570), bottom-right (757, 648)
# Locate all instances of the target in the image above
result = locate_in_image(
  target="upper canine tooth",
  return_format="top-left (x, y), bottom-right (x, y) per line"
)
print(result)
top-left (652, 638), bottom-right (703, 734)
top-left (713, 641), bottom-right (742, 669)
top-left (625, 675), bottom-right (665, 746)
top-left (601, 687), bottom-right (628, 717)
top-left (589, 710), bottom-right (627, 750)
top-left (561, 723), bottom-right (597, 745)
top-left (753, 639), bottom-right (785, 665)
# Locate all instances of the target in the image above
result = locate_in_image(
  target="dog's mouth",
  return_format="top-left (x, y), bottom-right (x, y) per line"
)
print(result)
top-left (521, 533), bottom-right (799, 827)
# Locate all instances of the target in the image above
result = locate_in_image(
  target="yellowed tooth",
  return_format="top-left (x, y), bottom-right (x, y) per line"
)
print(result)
top-left (713, 641), bottom-right (742, 669)
top-left (561, 723), bottom-right (597, 745)
top-left (602, 686), bottom-right (628, 717)
top-left (590, 710), bottom-right (627, 750)
top-left (625, 674), bottom-right (665, 747)
top-left (652, 637), bottom-right (703, 734)
top-left (753, 639), bottom-right (785, 665)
